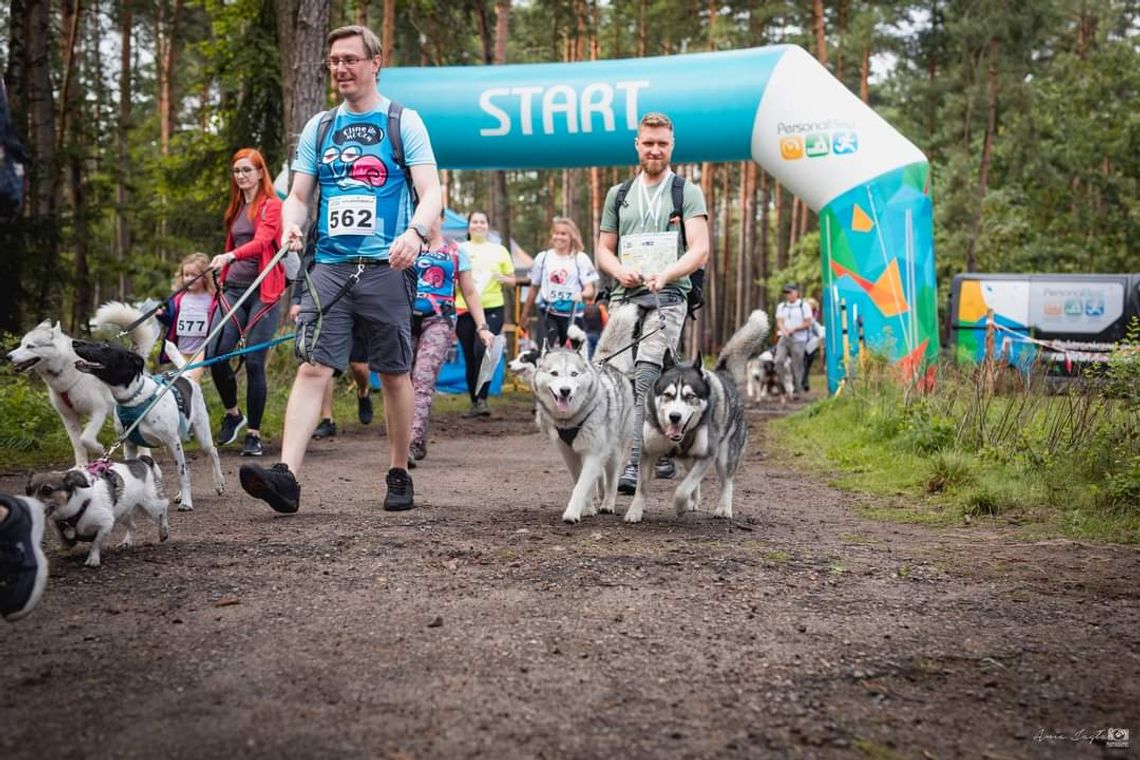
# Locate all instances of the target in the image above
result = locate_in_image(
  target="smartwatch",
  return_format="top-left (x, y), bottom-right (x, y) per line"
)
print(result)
top-left (410, 223), bottom-right (429, 244)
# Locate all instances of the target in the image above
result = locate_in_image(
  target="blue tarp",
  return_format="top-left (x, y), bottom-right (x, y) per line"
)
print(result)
top-left (369, 338), bottom-right (505, 396)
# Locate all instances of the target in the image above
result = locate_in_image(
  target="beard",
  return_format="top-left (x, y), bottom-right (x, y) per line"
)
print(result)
top-left (639, 157), bottom-right (668, 177)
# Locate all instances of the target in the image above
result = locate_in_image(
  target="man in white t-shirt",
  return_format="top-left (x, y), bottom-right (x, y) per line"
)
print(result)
top-left (774, 283), bottom-right (813, 399)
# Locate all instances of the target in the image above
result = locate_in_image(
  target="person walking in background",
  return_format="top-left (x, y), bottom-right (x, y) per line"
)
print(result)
top-left (456, 210), bottom-right (515, 418)
top-left (238, 25), bottom-right (442, 514)
top-left (155, 252), bottom-right (217, 383)
top-left (774, 283), bottom-right (813, 400)
top-left (802, 296), bottom-right (824, 392)
top-left (409, 210), bottom-right (495, 464)
top-left (207, 148), bottom-right (284, 458)
top-left (522, 216), bottom-right (598, 349)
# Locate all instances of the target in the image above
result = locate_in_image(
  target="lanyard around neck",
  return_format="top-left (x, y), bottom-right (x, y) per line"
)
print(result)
top-left (637, 171), bottom-right (672, 227)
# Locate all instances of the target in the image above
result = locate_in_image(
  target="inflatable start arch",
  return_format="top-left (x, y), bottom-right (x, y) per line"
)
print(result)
top-left (384, 45), bottom-right (938, 392)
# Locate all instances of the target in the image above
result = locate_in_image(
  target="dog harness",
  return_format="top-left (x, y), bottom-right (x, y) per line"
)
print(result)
top-left (56, 498), bottom-right (92, 541)
top-left (116, 376), bottom-right (191, 447)
top-left (553, 409), bottom-right (593, 445)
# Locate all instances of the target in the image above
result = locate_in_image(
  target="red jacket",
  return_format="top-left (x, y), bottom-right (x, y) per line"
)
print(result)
top-left (221, 195), bottom-right (284, 304)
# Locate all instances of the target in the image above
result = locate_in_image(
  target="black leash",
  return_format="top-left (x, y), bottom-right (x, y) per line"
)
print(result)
top-left (596, 290), bottom-right (668, 368)
top-left (116, 268), bottom-right (211, 338)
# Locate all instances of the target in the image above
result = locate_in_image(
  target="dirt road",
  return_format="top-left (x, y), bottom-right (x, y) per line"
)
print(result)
top-left (2, 398), bottom-right (1137, 759)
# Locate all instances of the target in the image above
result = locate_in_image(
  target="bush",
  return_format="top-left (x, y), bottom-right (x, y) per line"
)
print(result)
top-left (924, 452), bottom-right (977, 494)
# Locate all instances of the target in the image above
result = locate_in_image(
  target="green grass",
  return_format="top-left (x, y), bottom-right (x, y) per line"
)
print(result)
top-left (769, 363), bottom-right (1140, 543)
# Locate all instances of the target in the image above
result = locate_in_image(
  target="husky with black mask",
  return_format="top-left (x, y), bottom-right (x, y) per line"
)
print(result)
top-left (625, 310), bottom-right (769, 523)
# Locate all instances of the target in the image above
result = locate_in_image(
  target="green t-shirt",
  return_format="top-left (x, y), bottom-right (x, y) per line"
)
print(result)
top-left (600, 174), bottom-right (708, 301)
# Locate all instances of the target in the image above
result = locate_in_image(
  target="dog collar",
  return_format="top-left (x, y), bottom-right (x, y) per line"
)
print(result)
top-left (555, 409), bottom-right (593, 445)
top-left (57, 499), bottom-right (91, 533)
top-left (121, 377), bottom-right (151, 405)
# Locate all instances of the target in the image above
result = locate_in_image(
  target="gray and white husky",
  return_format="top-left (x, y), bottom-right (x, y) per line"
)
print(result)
top-left (6, 303), bottom-right (157, 466)
top-left (532, 347), bottom-right (636, 524)
top-left (625, 309), bottom-right (770, 524)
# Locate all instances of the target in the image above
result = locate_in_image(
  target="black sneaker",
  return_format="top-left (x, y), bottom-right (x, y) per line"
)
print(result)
top-left (241, 432), bottom-right (263, 457)
top-left (217, 412), bottom-right (247, 446)
top-left (239, 463), bottom-right (300, 514)
top-left (654, 457), bottom-right (676, 479)
top-left (312, 418), bottom-right (337, 439)
top-left (461, 402), bottom-right (481, 419)
top-left (383, 468), bottom-right (415, 511)
top-left (410, 440), bottom-right (427, 461)
top-left (0, 493), bottom-right (49, 622)
top-left (357, 394), bottom-right (374, 425)
top-left (617, 463), bottom-right (639, 495)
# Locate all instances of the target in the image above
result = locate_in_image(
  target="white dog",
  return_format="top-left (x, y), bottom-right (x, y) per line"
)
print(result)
top-left (71, 339), bottom-right (225, 511)
top-left (532, 347), bottom-right (636, 523)
top-left (6, 305), bottom-right (156, 466)
top-left (26, 457), bottom-right (170, 568)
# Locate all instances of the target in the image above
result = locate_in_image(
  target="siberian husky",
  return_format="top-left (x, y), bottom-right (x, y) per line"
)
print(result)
top-left (625, 310), bottom-right (770, 523)
top-left (532, 347), bottom-right (635, 523)
top-left (27, 457), bottom-right (170, 567)
top-left (6, 303), bottom-right (157, 466)
top-left (71, 340), bottom-right (225, 511)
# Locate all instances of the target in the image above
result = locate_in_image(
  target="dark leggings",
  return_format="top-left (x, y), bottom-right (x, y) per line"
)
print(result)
top-left (207, 287), bottom-right (281, 430)
top-left (537, 310), bottom-right (584, 349)
top-left (456, 306), bottom-right (505, 402)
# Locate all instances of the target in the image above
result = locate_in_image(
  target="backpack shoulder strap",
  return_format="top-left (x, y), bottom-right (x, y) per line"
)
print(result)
top-left (671, 174), bottom-right (688, 250)
top-left (315, 108), bottom-right (335, 155)
top-left (613, 179), bottom-right (635, 235)
top-left (387, 101), bottom-right (418, 207)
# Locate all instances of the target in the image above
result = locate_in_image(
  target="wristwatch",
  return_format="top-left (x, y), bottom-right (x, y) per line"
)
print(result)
top-left (410, 223), bottom-right (429, 243)
top-left (477, 323), bottom-right (490, 332)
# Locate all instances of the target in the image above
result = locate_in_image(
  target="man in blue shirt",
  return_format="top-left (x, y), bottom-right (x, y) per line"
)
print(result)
top-left (239, 25), bottom-right (442, 514)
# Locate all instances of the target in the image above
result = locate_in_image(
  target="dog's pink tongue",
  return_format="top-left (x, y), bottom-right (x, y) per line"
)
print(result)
top-left (666, 424), bottom-right (684, 439)
top-left (556, 397), bottom-right (572, 413)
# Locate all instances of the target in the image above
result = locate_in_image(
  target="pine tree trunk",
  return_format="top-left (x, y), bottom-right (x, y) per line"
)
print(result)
top-left (812, 0), bottom-right (828, 67)
top-left (57, 0), bottom-right (81, 154)
top-left (491, 0), bottom-right (511, 259)
top-left (758, 170), bottom-right (770, 310)
top-left (742, 162), bottom-right (757, 315)
top-left (382, 0), bottom-right (395, 64)
top-left (965, 36), bottom-right (1000, 274)
top-left (775, 181), bottom-right (788, 269)
top-left (860, 45), bottom-right (870, 103)
top-left (734, 162), bottom-right (747, 327)
top-left (115, 0), bottom-right (131, 299)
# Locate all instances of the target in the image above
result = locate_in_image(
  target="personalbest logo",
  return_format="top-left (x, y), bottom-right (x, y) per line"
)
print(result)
top-left (833, 130), bottom-right (859, 154)
top-left (778, 125), bottom-right (859, 160)
top-left (805, 133), bottom-right (830, 157)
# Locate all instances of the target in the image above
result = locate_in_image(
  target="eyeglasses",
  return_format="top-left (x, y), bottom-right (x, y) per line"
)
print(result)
top-left (232, 166), bottom-right (257, 175)
top-left (327, 55), bottom-right (369, 69)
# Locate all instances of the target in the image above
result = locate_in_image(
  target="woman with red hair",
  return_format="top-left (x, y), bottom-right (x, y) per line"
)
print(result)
top-left (206, 148), bottom-right (284, 457)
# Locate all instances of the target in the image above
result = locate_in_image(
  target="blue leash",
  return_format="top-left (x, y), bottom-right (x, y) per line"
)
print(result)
top-left (165, 333), bottom-right (294, 376)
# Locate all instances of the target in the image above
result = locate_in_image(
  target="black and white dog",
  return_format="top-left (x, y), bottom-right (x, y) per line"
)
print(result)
top-left (6, 303), bottom-right (157, 466)
top-left (71, 340), bottom-right (224, 511)
top-left (27, 457), bottom-right (170, 567)
top-left (625, 310), bottom-right (770, 523)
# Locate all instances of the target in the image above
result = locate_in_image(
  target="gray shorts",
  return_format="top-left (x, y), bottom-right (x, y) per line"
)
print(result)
top-left (296, 262), bottom-right (415, 374)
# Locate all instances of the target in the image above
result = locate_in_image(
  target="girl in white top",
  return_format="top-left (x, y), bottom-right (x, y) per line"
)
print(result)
top-left (156, 252), bottom-right (216, 382)
top-left (523, 216), bottom-right (599, 348)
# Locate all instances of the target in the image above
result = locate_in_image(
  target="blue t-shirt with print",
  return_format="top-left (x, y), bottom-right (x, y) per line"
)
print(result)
top-left (292, 98), bottom-right (436, 263)
top-left (413, 241), bottom-right (471, 316)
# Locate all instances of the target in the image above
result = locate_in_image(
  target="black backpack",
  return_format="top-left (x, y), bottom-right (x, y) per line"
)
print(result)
top-left (0, 80), bottom-right (28, 224)
top-left (613, 174), bottom-right (705, 315)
